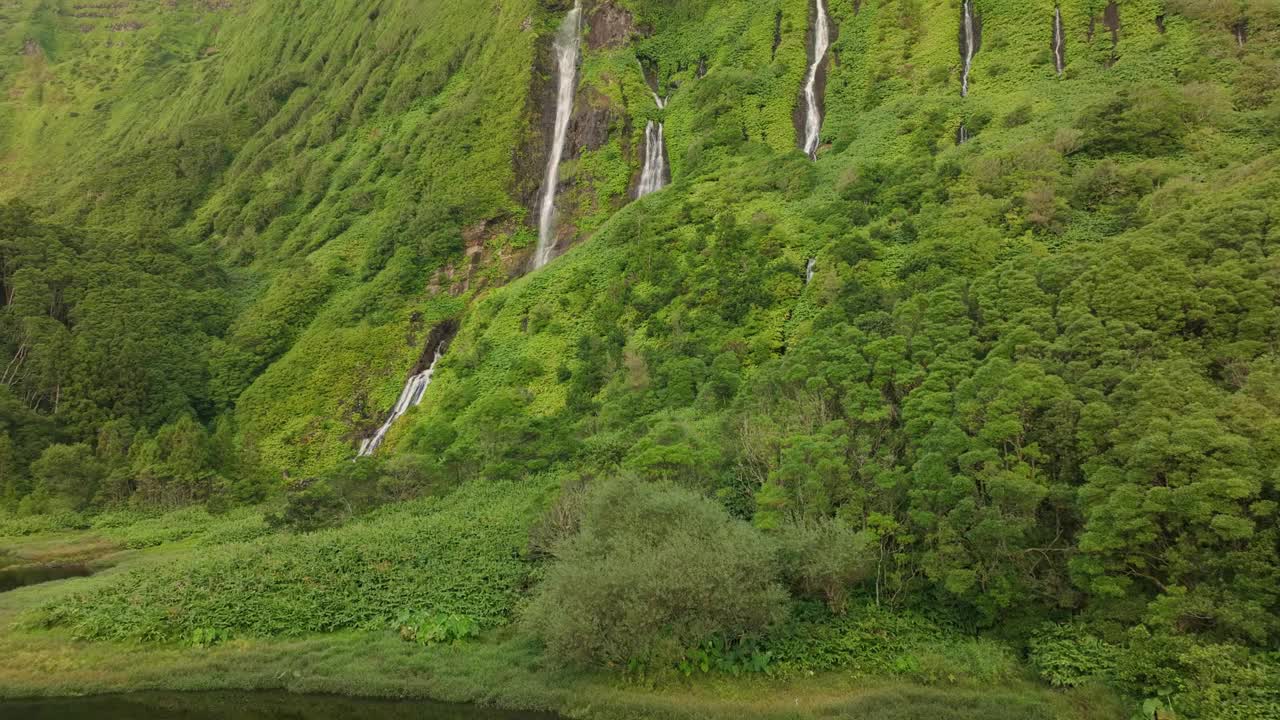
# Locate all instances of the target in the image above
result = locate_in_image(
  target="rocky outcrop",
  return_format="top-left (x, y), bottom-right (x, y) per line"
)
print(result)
top-left (586, 0), bottom-right (635, 50)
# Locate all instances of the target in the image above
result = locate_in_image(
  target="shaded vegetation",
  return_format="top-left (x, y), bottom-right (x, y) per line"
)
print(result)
top-left (3, 0), bottom-right (1280, 718)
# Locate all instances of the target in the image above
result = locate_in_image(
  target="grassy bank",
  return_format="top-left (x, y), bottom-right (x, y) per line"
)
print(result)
top-left (0, 506), bottom-right (1122, 720)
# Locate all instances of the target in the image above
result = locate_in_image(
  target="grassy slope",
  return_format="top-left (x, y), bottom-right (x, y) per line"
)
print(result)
top-left (4, 1), bottom-right (1247, 473)
top-left (397, 0), bottom-right (1268, 457)
top-left (0, 518), bottom-right (1123, 720)
top-left (1, 0), bottom-right (1276, 716)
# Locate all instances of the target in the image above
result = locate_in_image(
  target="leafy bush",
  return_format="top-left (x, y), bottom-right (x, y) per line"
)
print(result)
top-left (523, 478), bottom-right (788, 670)
top-left (1028, 623), bottom-right (1119, 688)
top-left (0, 511), bottom-right (89, 537)
top-left (776, 517), bottom-right (875, 614)
top-left (265, 477), bottom-right (349, 533)
top-left (37, 481), bottom-right (542, 641)
top-left (396, 611), bottom-right (480, 646)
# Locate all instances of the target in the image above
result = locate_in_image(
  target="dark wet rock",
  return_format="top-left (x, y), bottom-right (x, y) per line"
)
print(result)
top-left (772, 10), bottom-right (783, 60)
top-left (569, 87), bottom-right (617, 156)
top-left (586, 0), bottom-right (635, 50)
top-left (1102, 1), bottom-right (1120, 67)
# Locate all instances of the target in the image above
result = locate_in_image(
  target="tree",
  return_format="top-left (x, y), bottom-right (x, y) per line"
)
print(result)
top-left (30, 443), bottom-right (102, 511)
top-left (524, 477), bottom-right (788, 669)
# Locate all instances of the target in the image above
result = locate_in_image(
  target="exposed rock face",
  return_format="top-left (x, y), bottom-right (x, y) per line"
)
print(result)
top-left (586, 0), bottom-right (634, 50)
top-left (1102, 1), bottom-right (1120, 67)
top-left (771, 10), bottom-right (782, 60)
top-left (513, 17), bottom-right (565, 228)
top-left (568, 87), bottom-right (617, 155)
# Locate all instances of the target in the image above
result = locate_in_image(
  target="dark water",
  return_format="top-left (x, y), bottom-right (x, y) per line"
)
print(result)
top-left (0, 692), bottom-right (557, 719)
top-left (0, 563), bottom-right (93, 592)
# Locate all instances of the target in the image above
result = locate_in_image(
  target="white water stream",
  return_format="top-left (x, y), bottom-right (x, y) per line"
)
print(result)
top-left (801, 0), bottom-right (831, 158)
top-left (961, 0), bottom-right (976, 97)
top-left (358, 347), bottom-right (445, 457)
top-left (532, 1), bottom-right (583, 270)
top-left (637, 92), bottom-right (668, 198)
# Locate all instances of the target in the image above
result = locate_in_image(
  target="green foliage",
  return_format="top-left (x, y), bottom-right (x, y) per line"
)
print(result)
top-left (189, 627), bottom-right (230, 648)
top-left (38, 481), bottom-right (542, 642)
top-left (1028, 624), bottom-right (1119, 688)
top-left (775, 517), bottom-right (875, 614)
top-left (523, 478), bottom-right (787, 670)
top-left (675, 636), bottom-right (773, 678)
top-left (265, 477), bottom-right (349, 533)
top-left (3, 0), bottom-right (1280, 712)
top-left (396, 611), bottom-right (481, 646)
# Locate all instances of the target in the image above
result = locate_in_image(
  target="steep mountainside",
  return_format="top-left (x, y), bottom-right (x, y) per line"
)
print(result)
top-left (2, 1), bottom-right (1280, 717)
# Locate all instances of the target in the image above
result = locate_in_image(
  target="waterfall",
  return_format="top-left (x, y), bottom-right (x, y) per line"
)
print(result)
top-left (358, 347), bottom-right (445, 457)
top-left (637, 92), bottom-right (668, 198)
top-left (532, 1), bottom-right (583, 271)
top-left (805, 258), bottom-right (816, 284)
top-left (956, 123), bottom-right (970, 145)
top-left (960, 0), bottom-right (977, 97)
top-left (1053, 6), bottom-right (1065, 76)
top-left (802, 0), bottom-right (832, 159)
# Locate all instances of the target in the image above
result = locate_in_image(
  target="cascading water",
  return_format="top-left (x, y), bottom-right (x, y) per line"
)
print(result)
top-left (1053, 6), bottom-right (1065, 76)
top-left (637, 92), bottom-right (669, 198)
top-left (956, 123), bottom-right (970, 145)
top-left (801, 0), bottom-right (832, 158)
top-left (805, 258), bottom-right (816, 284)
top-left (960, 0), bottom-right (977, 97)
top-left (358, 347), bottom-right (445, 457)
top-left (532, 1), bottom-right (583, 271)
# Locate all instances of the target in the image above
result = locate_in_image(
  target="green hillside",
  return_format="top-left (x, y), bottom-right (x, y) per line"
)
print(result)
top-left (2, 0), bottom-right (1279, 718)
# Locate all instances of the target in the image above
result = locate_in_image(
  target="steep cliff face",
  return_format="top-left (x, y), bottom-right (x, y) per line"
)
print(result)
top-left (3, 0), bottom-right (1280, 478)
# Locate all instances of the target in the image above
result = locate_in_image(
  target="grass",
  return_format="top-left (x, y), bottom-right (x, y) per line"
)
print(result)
top-left (0, 489), bottom-right (1125, 720)
top-left (0, 627), bottom-right (1123, 719)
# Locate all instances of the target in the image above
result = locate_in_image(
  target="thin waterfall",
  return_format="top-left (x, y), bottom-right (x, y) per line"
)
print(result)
top-left (960, 0), bottom-right (977, 97)
top-left (802, 0), bottom-right (832, 158)
top-left (805, 258), bottom-right (816, 284)
top-left (956, 123), bottom-right (970, 145)
top-left (532, 1), bottom-right (583, 271)
top-left (358, 347), bottom-right (446, 457)
top-left (1053, 6), bottom-right (1065, 76)
top-left (637, 92), bottom-right (668, 198)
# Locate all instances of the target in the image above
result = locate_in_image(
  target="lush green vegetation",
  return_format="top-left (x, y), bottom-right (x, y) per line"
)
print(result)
top-left (3, 0), bottom-right (1280, 718)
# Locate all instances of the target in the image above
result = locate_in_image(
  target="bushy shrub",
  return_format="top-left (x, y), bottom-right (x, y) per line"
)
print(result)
top-left (265, 477), bottom-right (348, 533)
top-left (1028, 623), bottom-right (1119, 688)
top-left (523, 478), bottom-right (788, 671)
top-left (776, 517), bottom-right (875, 614)
top-left (1076, 87), bottom-right (1191, 157)
top-left (396, 611), bottom-right (480, 646)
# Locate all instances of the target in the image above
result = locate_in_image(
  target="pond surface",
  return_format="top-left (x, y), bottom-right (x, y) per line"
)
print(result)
top-left (0, 562), bottom-right (94, 592)
top-left (0, 692), bottom-right (558, 719)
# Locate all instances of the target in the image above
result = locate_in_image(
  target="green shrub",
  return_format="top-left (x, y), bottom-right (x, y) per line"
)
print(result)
top-left (523, 478), bottom-right (788, 671)
top-left (768, 603), bottom-right (999, 679)
top-left (37, 481), bottom-right (542, 641)
top-left (1028, 623), bottom-right (1119, 688)
top-left (396, 611), bottom-right (480, 646)
top-left (265, 477), bottom-right (349, 533)
top-left (775, 517), bottom-right (875, 614)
